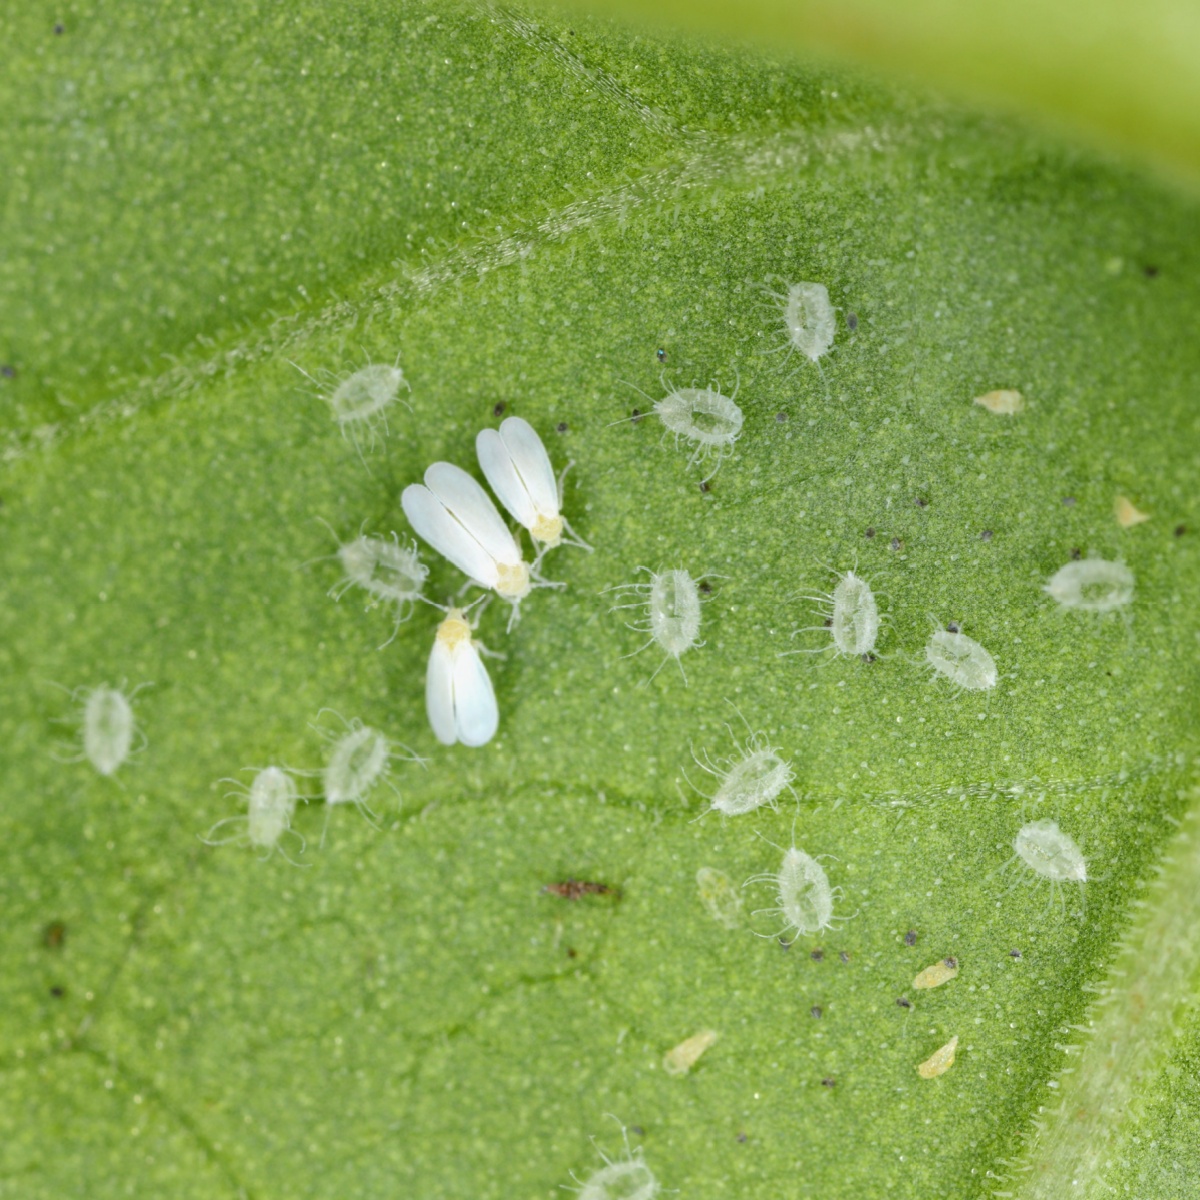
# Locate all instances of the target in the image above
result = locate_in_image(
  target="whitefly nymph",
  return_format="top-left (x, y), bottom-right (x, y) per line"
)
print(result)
top-left (324, 527), bottom-right (428, 646)
top-left (760, 278), bottom-right (836, 372)
top-left (746, 844), bottom-right (844, 943)
top-left (293, 357), bottom-right (410, 456)
top-left (781, 568), bottom-right (880, 661)
top-left (617, 373), bottom-right (744, 483)
top-left (1007, 817), bottom-right (1088, 913)
top-left (606, 566), bottom-right (706, 684)
top-left (569, 1120), bottom-right (659, 1200)
top-left (690, 711), bottom-right (795, 817)
top-left (1044, 556), bottom-right (1134, 613)
top-left (56, 682), bottom-right (151, 777)
top-left (313, 711), bottom-right (422, 840)
top-left (925, 626), bottom-right (997, 692)
top-left (200, 766), bottom-right (306, 865)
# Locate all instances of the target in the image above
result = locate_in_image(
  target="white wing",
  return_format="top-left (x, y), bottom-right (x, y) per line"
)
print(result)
top-left (425, 638), bottom-right (459, 745)
top-left (476, 427), bottom-right (538, 530)
top-left (451, 640), bottom-right (499, 748)
top-left (424, 462), bottom-right (522, 566)
top-left (500, 417), bottom-right (558, 516)
top-left (401, 483), bottom-right (499, 587)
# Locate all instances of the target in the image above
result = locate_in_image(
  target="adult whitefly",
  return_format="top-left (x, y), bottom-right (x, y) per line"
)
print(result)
top-left (476, 416), bottom-right (591, 555)
top-left (425, 606), bottom-right (499, 749)
top-left (402, 461), bottom-right (558, 629)
top-left (1044, 556), bottom-right (1134, 613)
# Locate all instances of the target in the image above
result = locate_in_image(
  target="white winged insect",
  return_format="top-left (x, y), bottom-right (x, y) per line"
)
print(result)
top-left (475, 416), bottom-right (591, 558)
top-left (401, 462), bottom-right (557, 629)
top-left (425, 605), bottom-right (500, 748)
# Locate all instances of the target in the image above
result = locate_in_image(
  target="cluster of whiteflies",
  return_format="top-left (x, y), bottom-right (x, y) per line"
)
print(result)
top-left (400, 416), bottom-right (591, 747)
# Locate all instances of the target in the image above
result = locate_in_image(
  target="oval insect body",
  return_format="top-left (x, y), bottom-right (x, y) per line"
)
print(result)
top-left (200, 766), bottom-right (306, 863)
top-left (607, 567), bottom-right (705, 684)
top-left (329, 363), bottom-right (407, 428)
top-left (663, 1029), bottom-right (719, 1076)
top-left (1044, 557), bottom-right (1134, 613)
top-left (83, 686), bottom-right (136, 776)
top-left (829, 571), bottom-right (879, 656)
top-left (402, 462), bottom-right (536, 622)
top-left (476, 416), bottom-right (590, 554)
top-left (696, 867), bottom-right (743, 929)
top-left (329, 531), bottom-right (428, 644)
top-left (426, 608), bottom-right (499, 748)
top-left (649, 568), bottom-right (702, 655)
top-left (653, 384), bottom-right (744, 482)
top-left (245, 766), bottom-right (300, 850)
top-left (1014, 819), bottom-right (1087, 883)
top-left (747, 846), bottom-right (839, 941)
top-left (325, 724), bottom-right (391, 806)
top-left (578, 1159), bottom-right (658, 1200)
top-left (781, 281), bottom-right (836, 363)
top-left (925, 629), bottom-right (997, 691)
top-left (692, 717), bottom-right (794, 818)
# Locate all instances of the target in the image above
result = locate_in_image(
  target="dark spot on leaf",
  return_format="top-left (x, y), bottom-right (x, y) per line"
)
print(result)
top-left (946, 621), bottom-right (960, 633)
top-left (629, 1125), bottom-right (644, 1137)
top-left (631, 408), bottom-right (643, 423)
top-left (698, 580), bottom-right (712, 595)
top-left (736, 1132), bottom-right (748, 1143)
top-left (810, 948), bottom-right (824, 961)
top-left (1143, 264), bottom-right (1159, 277)
top-left (1070, 547), bottom-right (1083, 560)
top-left (541, 879), bottom-right (617, 900)
top-left (915, 496), bottom-right (928, 508)
top-left (890, 537), bottom-right (902, 551)
top-left (699, 480), bottom-right (711, 493)
top-left (904, 929), bottom-right (917, 946)
top-left (656, 348), bottom-right (667, 362)
top-left (493, 401), bottom-right (506, 417)
top-left (555, 421), bottom-right (568, 433)
top-left (861, 653), bottom-right (876, 664)
top-left (50, 985), bottom-right (65, 998)
top-left (779, 937), bottom-right (791, 950)
top-left (821, 1077), bottom-right (836, 1089)
top-left (896, 996), bottom-right (911, 1008)
top-left (43, 921), bottom-right (66, 950)
top-left (54, 23), bottom-right (65, 34)
top-left (839, 951), bottom-right (849, 963)
top-left (1175, 524), bottom-right (1187, 537)
top-left (865, 527), bottom-right (875, 538)
top-left (566, 947), bottom-right (577, 958)
top-left (944, 956), bottom-right (958, 969)
top-left (1063, 496), bottom-right (1077, 507)
top-left (1009, 949), bottom-right (1023, 958)
top-left (775, 411), bottom-right (787, 422)
top-left (845, 310), bottom-right (858, 331)
top-left (980, 529), bottom-right (993, 542)
top-left (810, 1005), bottom-right (823, 1019)
top-left (0, 365), bottom-right (15, 379)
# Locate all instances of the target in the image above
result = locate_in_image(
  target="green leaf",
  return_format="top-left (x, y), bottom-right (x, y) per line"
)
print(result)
top-left (2, 3), bottom-right (1198, 1197)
